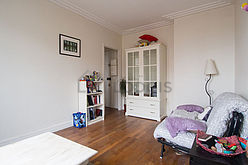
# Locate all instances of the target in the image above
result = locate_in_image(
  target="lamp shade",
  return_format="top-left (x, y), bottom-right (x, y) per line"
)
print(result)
top-left (204, 59), bottom-right (218, 75)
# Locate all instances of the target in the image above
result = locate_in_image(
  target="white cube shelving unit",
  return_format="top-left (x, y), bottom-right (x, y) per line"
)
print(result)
top-left (78, 80), bottom-right (105, 126)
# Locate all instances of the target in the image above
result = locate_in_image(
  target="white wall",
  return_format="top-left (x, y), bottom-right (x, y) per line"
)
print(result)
top-left (174, 5), bottom-right (235, 107)
top-left (122, 25), bottom-right (174, 114)
top-left (235, 0), bottom-right (248, 99)
top-left (122, 6), bottom-right (236, 112)
top-left (0, 0), bottom-right (121, 146)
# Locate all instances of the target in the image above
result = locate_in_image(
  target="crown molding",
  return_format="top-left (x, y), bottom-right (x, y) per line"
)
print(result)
top-left (50, 0), bottom-right (122, 34)
top-left (50, 0), bottom-right (232, 35)
top-left (122, 20), bottom-right (174, 35)
top-left (163, 0), bottom-right (232, 20)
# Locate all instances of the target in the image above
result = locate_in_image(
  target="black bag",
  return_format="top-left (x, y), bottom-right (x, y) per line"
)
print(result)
top-left (224, 111), bottom-right (244, 137)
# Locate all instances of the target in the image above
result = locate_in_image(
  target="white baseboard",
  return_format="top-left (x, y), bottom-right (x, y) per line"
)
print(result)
top-left (0, 120), bottom-right (72, 147)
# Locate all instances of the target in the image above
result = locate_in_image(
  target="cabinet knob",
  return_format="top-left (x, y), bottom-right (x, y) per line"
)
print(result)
top-left (150, 104), bottom-right (155, 106)
top-left (150, 112), bottom-right (155, 114)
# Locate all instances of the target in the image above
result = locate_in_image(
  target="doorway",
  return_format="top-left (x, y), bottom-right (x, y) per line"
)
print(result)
top-left (104, 47), bottom-right (119, 111)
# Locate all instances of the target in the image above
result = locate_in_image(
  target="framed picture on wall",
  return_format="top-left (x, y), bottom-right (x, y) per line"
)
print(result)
top-left (59, 34), bottom-right (81, 58)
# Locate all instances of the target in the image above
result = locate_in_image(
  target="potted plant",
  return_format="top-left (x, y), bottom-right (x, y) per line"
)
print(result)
top-left (120, 79), bottom-right (126, 112)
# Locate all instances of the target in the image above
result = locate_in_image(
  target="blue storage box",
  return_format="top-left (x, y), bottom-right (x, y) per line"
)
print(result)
top-left (73, 112), bottom-right (86, 128)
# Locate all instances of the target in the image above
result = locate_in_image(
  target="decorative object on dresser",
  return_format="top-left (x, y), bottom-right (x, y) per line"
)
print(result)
top-left (78, 71), bottom-right (104, 126)
top-left (125, 43), bottom-right (167, 121)
top-left (136, 34), bottom-right (158, 47)
top-left (204, 59), bottom-right (218, 105)
top-left (59, 34), bottom-right (81, 58)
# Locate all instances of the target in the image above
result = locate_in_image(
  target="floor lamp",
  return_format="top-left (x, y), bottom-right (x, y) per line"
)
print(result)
top-left (204, 59), bottom-right (218, 105)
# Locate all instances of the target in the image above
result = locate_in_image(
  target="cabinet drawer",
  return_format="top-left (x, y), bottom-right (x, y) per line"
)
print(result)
top-left (127, 105), bottom-right (158, 117)
top-left (127, 99), bottom-right (159, 110)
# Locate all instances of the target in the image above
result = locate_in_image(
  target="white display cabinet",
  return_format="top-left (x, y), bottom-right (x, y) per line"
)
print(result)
top-left (125, 43), bottom-right (167, 121)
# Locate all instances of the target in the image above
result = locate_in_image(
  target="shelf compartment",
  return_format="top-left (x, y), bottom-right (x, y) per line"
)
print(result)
top-left (87, 92), bottom-right (103, 95)
top-left (88, 116), bottom-right (103, 125)
top-left (93, 81), bottom-right (104, 83)
top-left (87, 104), bottom-right (103, 108)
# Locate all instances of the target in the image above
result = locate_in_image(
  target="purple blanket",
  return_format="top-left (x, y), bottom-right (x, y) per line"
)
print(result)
top-left (165, 117), bottom-right (207, 138)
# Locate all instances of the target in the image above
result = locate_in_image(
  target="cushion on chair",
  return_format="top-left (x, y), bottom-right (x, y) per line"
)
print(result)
top-left (171, 109), bottom-right (199, 120)
top-left (177, 104), bottom-right (204, 113)
top-left (206, 92), bottom-right (248, 137)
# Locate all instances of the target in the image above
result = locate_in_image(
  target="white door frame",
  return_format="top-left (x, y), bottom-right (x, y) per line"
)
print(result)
top-left (102, 44), bottom-right (122, 110)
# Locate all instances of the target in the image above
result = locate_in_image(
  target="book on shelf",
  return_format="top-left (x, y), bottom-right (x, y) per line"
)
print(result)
top-left (89, 108), bottom-right (95, 120)
top-left (94, 96), bottom-right (97, 104)
top-left (96, 109), bottom-right (102, 117)
top-left (87, 95), bottom-right (94, 106)
top-left (87, 95), bottom-right (101, 106)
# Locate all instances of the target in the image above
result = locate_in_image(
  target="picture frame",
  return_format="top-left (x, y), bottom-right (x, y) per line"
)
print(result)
top-left (59, 34), bottom-right (81, 58)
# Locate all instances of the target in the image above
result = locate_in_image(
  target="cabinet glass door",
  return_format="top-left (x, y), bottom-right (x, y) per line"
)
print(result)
top-left (143, 49), bottom-right (157, 97)
top-left (127, 51), bottom-right (139, 96)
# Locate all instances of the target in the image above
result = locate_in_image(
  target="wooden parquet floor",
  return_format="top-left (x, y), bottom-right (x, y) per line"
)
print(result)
top-left (55, 108), bottom-right (190, 165)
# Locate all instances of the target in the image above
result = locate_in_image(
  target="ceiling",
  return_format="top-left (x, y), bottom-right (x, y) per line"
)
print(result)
top-left (51, 0), bottom-right (233, 34)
